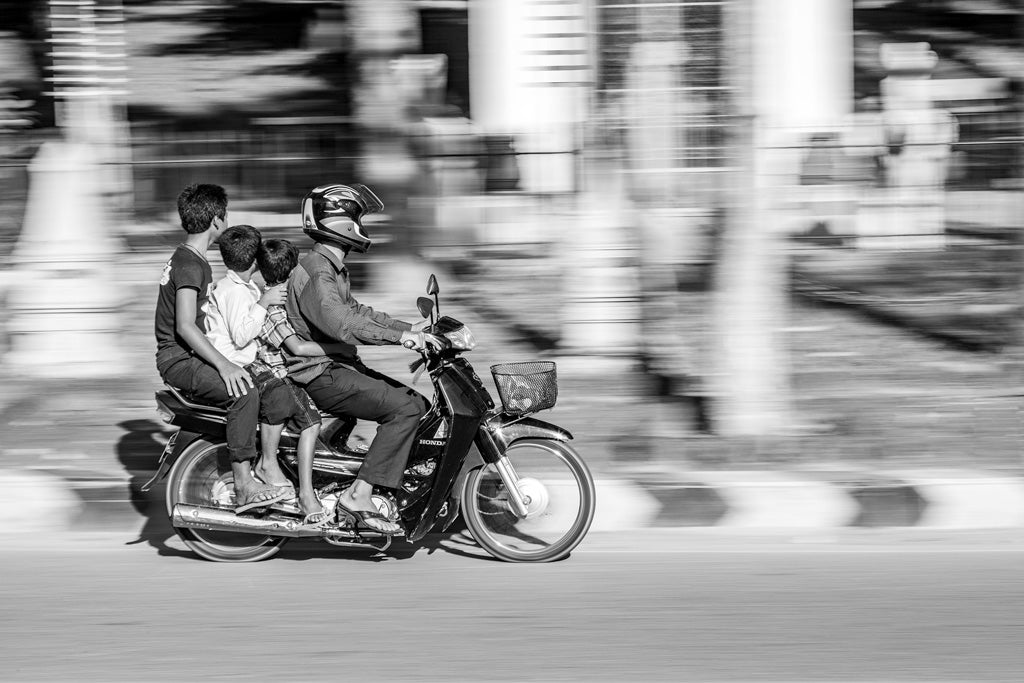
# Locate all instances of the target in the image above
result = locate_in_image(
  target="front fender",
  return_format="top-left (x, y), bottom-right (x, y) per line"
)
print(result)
top-left (486, 413), bottom-right (573, 452)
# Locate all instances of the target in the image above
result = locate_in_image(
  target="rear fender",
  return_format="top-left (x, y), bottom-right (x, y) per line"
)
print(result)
top-left (141, 430), bottom-right (204, 492)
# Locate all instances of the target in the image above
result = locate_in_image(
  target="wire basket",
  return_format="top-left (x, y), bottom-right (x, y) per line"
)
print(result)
top-left (490, 361), bottom-right (558, 416)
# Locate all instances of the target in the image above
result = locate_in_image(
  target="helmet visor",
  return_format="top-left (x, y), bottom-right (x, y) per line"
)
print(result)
top-left (351, 184), bottom-right (384, 215)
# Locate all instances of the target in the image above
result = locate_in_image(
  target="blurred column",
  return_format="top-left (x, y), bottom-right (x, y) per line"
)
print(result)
top-left (559, 157), bottom-right (640, 358)
top-left (5, 0), bottom-right (129, 378)
top-left (468, 0), bottom-right (588, 193)
top-left (709, 0), bottom-right (852, 437)
top-left (623, 39), bottom-right (687, 205)
top-left (753, 0), bottom-right (852, 133)
top-left (754, 0), bottom-right (854, 235)
top-left (347, 0), bottom-right (422, 242)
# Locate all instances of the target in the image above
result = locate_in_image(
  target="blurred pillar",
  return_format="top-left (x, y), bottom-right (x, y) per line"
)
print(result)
top-left (5, 0), bottom-right (128, 378)
top-left (7, 142), bottom-right (123, 377)
top-left (347, 0), bottom-right (422, 243)
top-left (709, 0), bottom-right (852, 437)
top-left (559, 158), bottom-right (640, 357)
top-left (623, 40), bottom-right (687, 205)
top-left (468, 0), bottom-right (587, 193)
top-left (753, 0), bottom-right (852, 132)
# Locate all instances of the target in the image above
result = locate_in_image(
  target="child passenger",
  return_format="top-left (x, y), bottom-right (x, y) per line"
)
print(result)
top-left (204, 226), bottom-right (335, 526)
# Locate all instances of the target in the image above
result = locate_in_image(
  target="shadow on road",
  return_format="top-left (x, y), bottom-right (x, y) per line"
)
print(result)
top-left (115, 419), bottom-right (180, 554)
top-left (275, 529), bottom-right (501, 563)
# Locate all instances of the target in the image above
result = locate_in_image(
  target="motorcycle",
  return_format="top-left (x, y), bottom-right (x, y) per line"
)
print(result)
top-left (144, 274), bottom-right (596, 563)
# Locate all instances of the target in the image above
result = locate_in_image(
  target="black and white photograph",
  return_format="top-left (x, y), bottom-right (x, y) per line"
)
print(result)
top-left (0, 0), bottom-right (1022, 680)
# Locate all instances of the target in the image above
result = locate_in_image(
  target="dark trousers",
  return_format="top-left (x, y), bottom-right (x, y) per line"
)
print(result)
top-left (304, 362), bottom-right (428, 489)
top-left (160, 355), bottom-right (259, 463)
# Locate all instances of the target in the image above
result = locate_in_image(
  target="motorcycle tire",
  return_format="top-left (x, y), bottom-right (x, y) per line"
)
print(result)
top-left (165, 438), bottom-right (288, 563)
top-left (461, 438), bottom-right (595, 563)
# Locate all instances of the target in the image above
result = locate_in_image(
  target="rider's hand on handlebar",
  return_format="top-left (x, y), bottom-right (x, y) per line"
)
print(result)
top-left (410, 318), bottom-right (431, 333)
top-left (218, 362), bottom-right (254, 397)
top-left (422, 333), bottom-right (445, 351)
top-left (401, 330), bottom-right (444, 352)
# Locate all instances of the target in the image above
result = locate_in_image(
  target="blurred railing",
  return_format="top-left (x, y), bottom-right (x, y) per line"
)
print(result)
top-left (949, 109), bottom-right (1021, 190)
top-left (126, 117), bottom-right (583, 221)
top-left (128, 118), bottom-right (363, 217)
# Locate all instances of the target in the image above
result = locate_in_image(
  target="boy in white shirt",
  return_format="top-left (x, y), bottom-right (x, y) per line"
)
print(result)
top-left (205, 225), bottom-right (332, 526)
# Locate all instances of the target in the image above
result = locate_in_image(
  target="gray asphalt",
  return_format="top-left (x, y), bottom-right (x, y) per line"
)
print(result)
top-left (2, 531), bottom-right (1024, 682)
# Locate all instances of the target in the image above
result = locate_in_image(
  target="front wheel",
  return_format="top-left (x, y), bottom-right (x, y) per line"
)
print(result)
top-left (166, 438), bottom-right (287, 563)
top-left (461, 439), bottom-right (595, 563)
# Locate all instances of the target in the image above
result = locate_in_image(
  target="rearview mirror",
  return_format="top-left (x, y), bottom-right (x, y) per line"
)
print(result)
top-left (416, 296), bottom-right (434, 319)
top-left (426, 274), bottom-right (439, 296)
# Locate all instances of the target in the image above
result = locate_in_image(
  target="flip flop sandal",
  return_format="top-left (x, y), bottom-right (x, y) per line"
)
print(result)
top-left (251, 469), bottom-right (296, 500)
top-left (297, 507), bottom-right (332, 530)
top-left (235, 485), bottom-right (288, 514)
top-left (337, 501), bottom-right (404, 536)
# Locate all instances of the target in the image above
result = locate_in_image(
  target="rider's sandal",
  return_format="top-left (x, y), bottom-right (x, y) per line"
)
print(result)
top-left (337, 501), bottom-right (404, 536)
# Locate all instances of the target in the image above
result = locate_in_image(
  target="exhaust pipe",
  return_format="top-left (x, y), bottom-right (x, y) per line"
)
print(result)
top-left (171, 504), bottom-right (399, 548)
top-left (172, 504), bottom-right (325, 538)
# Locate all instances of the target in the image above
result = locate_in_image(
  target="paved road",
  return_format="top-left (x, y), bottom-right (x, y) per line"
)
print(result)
top-left (2, 531), bottom-right (1024, 682)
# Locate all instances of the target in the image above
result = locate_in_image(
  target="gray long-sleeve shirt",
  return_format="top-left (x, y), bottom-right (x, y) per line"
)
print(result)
top-left (284, 243), bottom-right (412, 384)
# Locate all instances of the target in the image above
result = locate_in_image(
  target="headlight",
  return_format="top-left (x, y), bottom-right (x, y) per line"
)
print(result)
top-left (444, 325), bottom-right (476, 350)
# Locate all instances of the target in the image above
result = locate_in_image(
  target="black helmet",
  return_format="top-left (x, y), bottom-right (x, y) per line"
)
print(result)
top-left (301, 183), bottom-right (384, 253)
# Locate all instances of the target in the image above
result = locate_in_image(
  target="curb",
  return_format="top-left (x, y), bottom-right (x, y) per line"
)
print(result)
top-left (5, 467), bottom-right (1024, 536)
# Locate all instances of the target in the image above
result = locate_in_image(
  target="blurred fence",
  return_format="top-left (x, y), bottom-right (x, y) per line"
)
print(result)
top-left (950, 109), bottom-right (1021, 190)
top-left (128, 119), bottom-right (362, 218)
top-left (125, 118), bottom-right (582, 222)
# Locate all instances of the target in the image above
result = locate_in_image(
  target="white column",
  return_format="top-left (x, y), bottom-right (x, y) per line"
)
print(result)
top-left (6, 141), bottom-right (124, 377)
top-left (468, 0), bottom-right (587, 193)
top-left (709, 0), bottom-right (853, 436)
top-left (5, 0), bottom-right (128, 377)
top-left (754, 0), bottom-right (853, 133)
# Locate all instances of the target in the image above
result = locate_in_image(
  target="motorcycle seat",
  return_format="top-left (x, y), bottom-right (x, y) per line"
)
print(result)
top-left (163, 384), bottom-right (228, 415)
top-left (162, 384), bottom-right (338, 421)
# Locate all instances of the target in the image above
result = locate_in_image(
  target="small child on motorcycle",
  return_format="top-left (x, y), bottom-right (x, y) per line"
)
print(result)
top-left (204, 226), bottom-right (341, 526)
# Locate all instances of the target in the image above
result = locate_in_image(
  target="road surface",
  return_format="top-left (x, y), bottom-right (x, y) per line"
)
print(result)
top-left (2, 530), bottom-right (1023, 681)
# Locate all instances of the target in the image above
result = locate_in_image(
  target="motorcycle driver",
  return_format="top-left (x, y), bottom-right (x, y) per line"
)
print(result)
top-left (283, 183), bottom-right (433, 536)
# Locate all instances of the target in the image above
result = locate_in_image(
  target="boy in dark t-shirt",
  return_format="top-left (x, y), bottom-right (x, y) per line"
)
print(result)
top-left (154, 183), bottom-right (285, 513)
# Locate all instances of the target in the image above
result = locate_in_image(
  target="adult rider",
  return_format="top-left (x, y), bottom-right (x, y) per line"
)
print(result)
top-left (283, 183), bottom-right (436, 536)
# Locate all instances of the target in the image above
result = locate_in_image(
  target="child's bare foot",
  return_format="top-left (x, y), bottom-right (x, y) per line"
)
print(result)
top-left (253, 459), bottom-right (292, 489)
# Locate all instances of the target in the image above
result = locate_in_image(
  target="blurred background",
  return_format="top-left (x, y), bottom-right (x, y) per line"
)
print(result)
top-left (0, 0), bottom-right (1021, 474)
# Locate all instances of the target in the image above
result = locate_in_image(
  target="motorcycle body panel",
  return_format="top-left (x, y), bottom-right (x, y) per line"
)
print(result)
top-left (406, 364), bottom-right (491, 542)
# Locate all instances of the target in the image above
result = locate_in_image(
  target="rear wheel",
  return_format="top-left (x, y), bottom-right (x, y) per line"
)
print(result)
top-left (461, 439), bottom-right (595, 563)
top-left (166, 439), bottom-right (287, 562)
